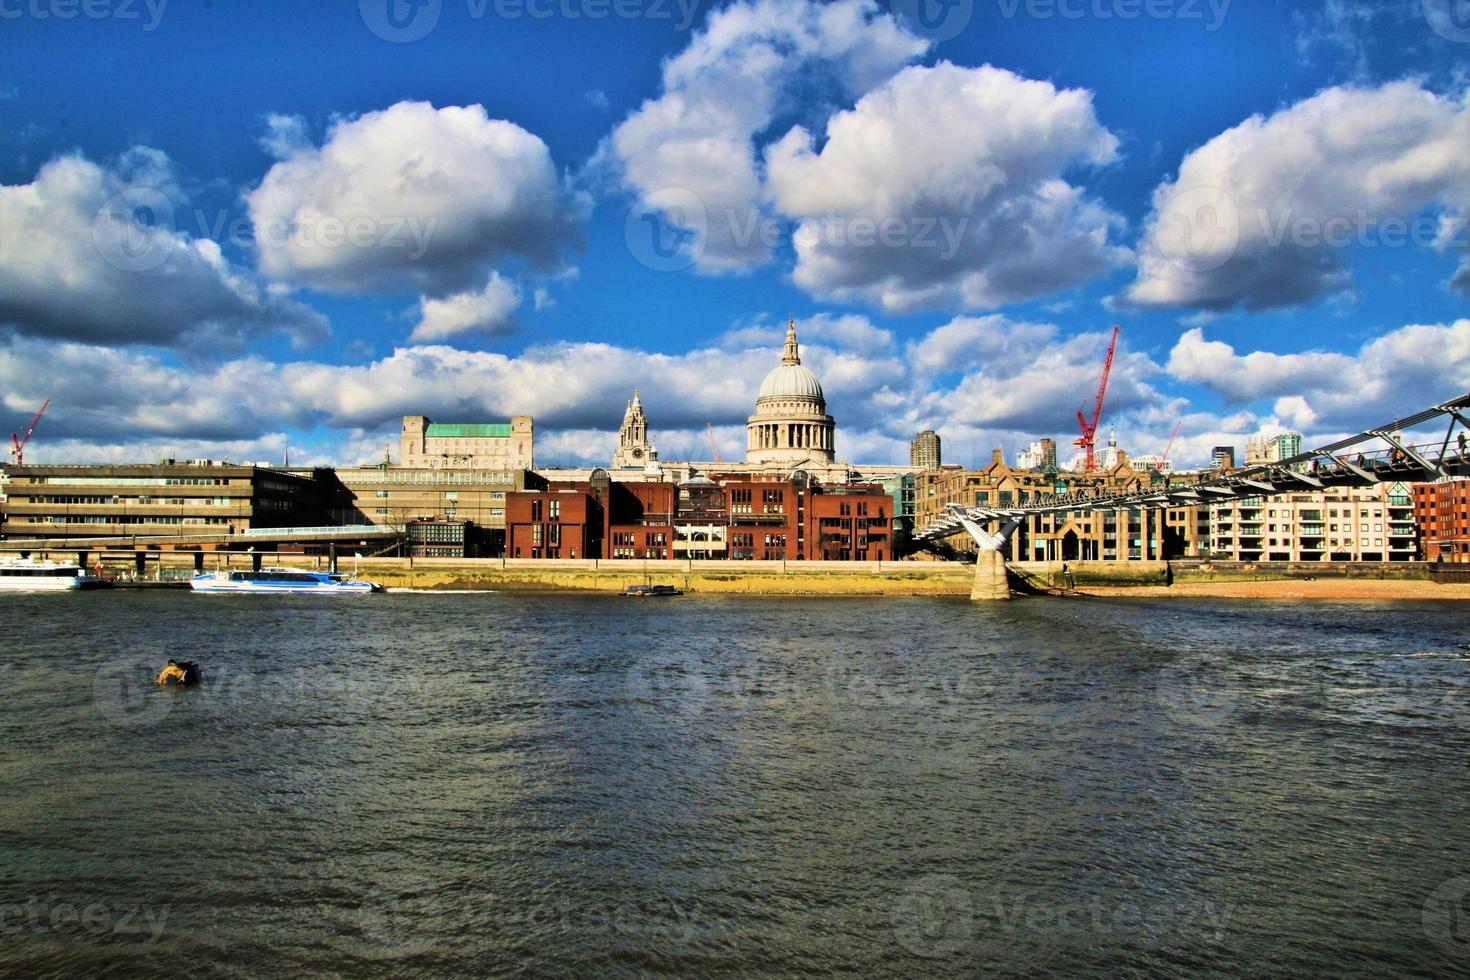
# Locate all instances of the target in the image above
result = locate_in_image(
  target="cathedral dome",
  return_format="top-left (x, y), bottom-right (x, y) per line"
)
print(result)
top-left (758, 362), bottom-right (824, 401)
top-left (746, 320), bottom-right (837, 467)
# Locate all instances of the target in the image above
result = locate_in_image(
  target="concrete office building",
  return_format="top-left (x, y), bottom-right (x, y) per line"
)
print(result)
top-left (0, 461), bottom-right (331, 540)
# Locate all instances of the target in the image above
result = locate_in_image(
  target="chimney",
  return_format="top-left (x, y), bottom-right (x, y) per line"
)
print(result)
top-left (991, 448), bottom-right (1003, 466)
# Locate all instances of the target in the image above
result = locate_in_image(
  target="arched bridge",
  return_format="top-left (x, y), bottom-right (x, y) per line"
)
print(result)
top-left (916, 392), bottom-right (1470, 599)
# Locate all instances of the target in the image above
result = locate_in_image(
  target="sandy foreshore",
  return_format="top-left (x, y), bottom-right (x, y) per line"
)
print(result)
top-left (1077, 579), bottom-right (1470, 601)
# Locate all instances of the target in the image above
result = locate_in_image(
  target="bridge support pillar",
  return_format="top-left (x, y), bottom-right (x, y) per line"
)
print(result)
top-left (193, 552), bottom-right (205, 572)
top-left (971, 548), bottom-right (1010, 601)
top-left (251, 552), bottom-right (263, 573)
top-left (76, 551), bottom-right (90, 570)
top-left (133, 552), bottom-right (146, 577)
top-left (328, 543), bottom-right (338, 574)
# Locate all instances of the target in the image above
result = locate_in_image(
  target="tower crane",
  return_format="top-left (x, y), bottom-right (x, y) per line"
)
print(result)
top-left (1074, 327), bottom-right (1119, 471)
top-left (706, 423), bottom-right (724, 463)
top-left (1160, 419), bottom-right (1183, 468)
top-left (10, 398), bottom-right (50, 466)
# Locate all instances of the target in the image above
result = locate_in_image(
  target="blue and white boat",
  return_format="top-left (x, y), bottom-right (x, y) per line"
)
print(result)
top-left (190, 567), bottom-right (382, 595)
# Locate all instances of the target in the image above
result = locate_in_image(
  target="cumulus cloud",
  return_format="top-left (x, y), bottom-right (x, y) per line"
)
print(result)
top-left (601, 0), bottom-right (924, 273)
top-left (247, 101), bottom-right (583, 297)
top-left (766, 63), bottom-right (1128, 312)
top-left (0, 149), bottom-right (326, 351)
top-left (1165, 321), bottom-right (1470, 429)
top-left (1, 312), bottom-right (1176, 467)
top-left (1125, 81), bottom-right (1470, 312)
top-left (410, 273), bottom-right (521, 343)
top-left (909, 320), bottom-right (1162, 434)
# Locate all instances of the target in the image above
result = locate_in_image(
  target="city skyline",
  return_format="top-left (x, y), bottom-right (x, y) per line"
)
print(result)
top-left (1, 1), bottom-right (1468, 471)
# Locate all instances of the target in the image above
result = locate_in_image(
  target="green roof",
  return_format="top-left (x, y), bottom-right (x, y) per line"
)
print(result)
top-left (425, 423), bottom-right (512, 439)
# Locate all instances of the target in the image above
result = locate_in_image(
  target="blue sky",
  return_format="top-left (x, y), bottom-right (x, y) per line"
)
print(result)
top-left (0, 0), bottom-right (1467, 469)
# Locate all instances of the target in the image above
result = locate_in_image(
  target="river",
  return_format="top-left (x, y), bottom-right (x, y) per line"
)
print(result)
top-left (1, 592), bottom-right (1467, 977)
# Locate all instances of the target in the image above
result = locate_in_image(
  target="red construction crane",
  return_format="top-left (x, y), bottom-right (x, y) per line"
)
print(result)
top-left (10, 397), bottom-right (50, 466)
top-left (1074, 327), bottom-right (1119, 471)
top-left (1160, 419), bottom-right (1183, 468)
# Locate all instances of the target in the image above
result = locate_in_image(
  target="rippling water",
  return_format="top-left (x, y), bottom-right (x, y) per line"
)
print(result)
top-left (1, 591), bottom-right (1468, 977)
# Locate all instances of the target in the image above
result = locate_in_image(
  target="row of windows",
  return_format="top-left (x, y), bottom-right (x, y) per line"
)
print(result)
top-left (21, 516), bottom-right (232, 525)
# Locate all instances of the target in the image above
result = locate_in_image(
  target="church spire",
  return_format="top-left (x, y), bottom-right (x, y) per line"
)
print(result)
top-left (782, 319), bottom-right (800, 366)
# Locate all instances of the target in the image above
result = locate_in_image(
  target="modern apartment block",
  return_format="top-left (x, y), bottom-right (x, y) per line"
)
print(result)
top-left (1204, 482), bottom-right (1417, 562)
top-left (1412, 480), bottom-right (1470, 562)
top-left (0, 461), bottom-right (331, 540)
top-left (910, 430), bottom-right (942, 471)
top-left (399, 415), bottom-right (534, 470)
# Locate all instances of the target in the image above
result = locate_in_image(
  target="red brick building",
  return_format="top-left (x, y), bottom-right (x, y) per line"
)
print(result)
top-left (506, 471), bottom-right (890, 561)
top-left (1413, 480), bottom-right (1470, 562)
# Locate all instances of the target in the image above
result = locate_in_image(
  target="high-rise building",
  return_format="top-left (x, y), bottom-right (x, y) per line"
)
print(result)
top-left (1212, 446), bottom-right (1236, 470)
top-left (1016, 438), bottom-right (1057, 470)
top-left (911, 430), bottom-right (942, 470)
top-left (1272, 432), bottom-right (1304, 462)
top-left (1245, 431), bottom-right (1304, 466)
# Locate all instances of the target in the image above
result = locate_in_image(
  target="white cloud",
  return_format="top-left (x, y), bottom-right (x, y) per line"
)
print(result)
top-left (0, 149), bottom-right (326, 352)
top-left (1165, 321), bottom-right (1470, 429)
top-left (1125, 81), bottom-right (1470, 312)
top-left (247, 101), bottom-right (582, 297)
top-left (601, 0), bottom-right (925, 273)
top-left (766, 62), bottom-right (1128, 312)
top-left (54, 313), bottom-right (1470, 472)
top-left (410, 273), bottom-right (521, 343)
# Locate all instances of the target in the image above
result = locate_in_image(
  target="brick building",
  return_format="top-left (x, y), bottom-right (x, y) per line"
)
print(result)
top-left (913, 451), bottom-right (1202, 561)
top-left (1413, 480), bottom-right (1470, 562)
top-left (507, 471), bottom-right (891, 561)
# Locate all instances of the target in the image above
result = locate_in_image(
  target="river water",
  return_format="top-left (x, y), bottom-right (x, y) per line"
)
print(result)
top-left (1, 591), bottom-right (1467, 977)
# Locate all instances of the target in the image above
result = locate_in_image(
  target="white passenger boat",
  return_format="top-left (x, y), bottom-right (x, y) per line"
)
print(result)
top-left (0, 559), bottom-right (106, 592)
top-left (190, 567), bottom-right (382, 595)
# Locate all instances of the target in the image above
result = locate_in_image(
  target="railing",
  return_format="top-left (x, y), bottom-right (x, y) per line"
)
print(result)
top-left (239, 525), bottom-right (396, 538)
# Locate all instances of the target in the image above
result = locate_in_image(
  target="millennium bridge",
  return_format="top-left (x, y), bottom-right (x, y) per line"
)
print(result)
top-left (916, 392), bottom-right (1470, 599)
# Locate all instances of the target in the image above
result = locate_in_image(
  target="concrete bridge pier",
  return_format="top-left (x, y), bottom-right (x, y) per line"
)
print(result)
top-left (193, 552), bottom-right (205, 572)
top-left (971, 548), bottom-right (1011, 601)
